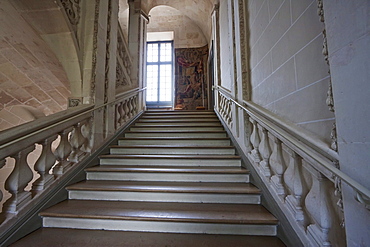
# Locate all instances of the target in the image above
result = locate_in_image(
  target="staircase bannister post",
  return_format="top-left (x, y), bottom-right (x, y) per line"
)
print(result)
top-left (3, 145), bottom-right (35, 214)
top-left (305, 166), bottom-right (332, 247)
top-left (0, 159), bottom-right (5, 207)
top-left (81, 116), bottom-right (94, 153)
top-left (115, 103), bottom-right (121, 129)
top-left (32, 135), bottom-right (58, 192)
top-left (258, 126), bottom-right (271, 177)
top-left (123, 100), bottom-right (130, 121)
top-left (269, 137), bottom-right (286, 196)
top-left (248, 118), bottom-right (261, 165)
top-left (284, 150), bottom-right (305, 223)
top-left (53, 128), bottom-right (73, 175)
top-left (68, 123), bottom-right (85, 163)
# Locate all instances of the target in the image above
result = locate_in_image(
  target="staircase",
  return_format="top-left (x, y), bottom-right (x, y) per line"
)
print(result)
top-left (11, 111), bottom-right (285, 247)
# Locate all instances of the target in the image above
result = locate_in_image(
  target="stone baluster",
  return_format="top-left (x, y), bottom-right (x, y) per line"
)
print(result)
top-left (119, 101), bottom-right (126, 124)
top-left (115, 103), bottom-right (121, 129)
top-left (81, 117), bottom-right (94, 153)
top-left (305, 166), bottom-right (332, 246)
top-left (3, 145), bottom-right (35, 213)
top-left (284, 150), bottom-right (305, 222)
top-left (133, 96), bottom-right (138, 114)
top-left (219, 95), bottom-right (225, 117)
top-left (0, 159), bottom-right (5, 204)
top-left (128, 97), bottom-right (134, 118)
top-left (123, 100), bottom-right (129, 121)
top-left (227, 100), bottom-right (232, 125)
top-left (269, 137), bottom-right (286, 196)
top-left (32, 135), bottom-right (58, 191)
top-left (68, 123), bottom-right (85, 163)
top-left (258, 126), bottom-right (271, 177)
top-left (248, 118), bottom-right (261, 165)
top-left (53, 128), bottom-right (73, 175)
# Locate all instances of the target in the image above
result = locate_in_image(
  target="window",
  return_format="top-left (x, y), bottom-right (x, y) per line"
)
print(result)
top-left (146, 41), bottom-right (173, 107)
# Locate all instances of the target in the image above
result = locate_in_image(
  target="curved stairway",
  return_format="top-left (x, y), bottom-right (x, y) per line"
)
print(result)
top-left (11, 111), bottom-right (285, 247)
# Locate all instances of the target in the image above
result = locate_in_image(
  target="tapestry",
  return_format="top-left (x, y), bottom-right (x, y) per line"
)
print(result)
top-left (174, 45), bottom-right (208, 110)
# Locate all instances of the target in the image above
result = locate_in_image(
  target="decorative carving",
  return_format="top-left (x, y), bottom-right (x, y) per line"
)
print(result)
top-left (68, 97), bottom-right (82, 107)
top-left (90, 0), bottom-right (101, 102)
top-left (60, 0), bottom-right (80, 26)
top-left (317, 0), bottom-right (337, 151)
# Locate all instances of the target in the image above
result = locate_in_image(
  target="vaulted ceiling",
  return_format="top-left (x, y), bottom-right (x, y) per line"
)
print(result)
top-left (119, 0), bottom-right (216, 41)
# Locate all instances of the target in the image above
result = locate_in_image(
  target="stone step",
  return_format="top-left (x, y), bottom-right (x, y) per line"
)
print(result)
top-left (129, 125), bottom-right (224, 131)
top-left (40, 200), bottom-right (278, 236)
top-left (137, 118), bottom-right (220, 123)
top-left (85, 165), bottom-right (249, 182)
top-left (124, 130), bottom-right (227, 138)
top-left (140, 115), bottom-right (218, 119)
top-left (98, 154), bottom-right (242, 166)
top-left (11, 228), bottom-right (286, 247)
top-left (134, 121), bottom-right (222, 126)
top-left (144, 111), bottom-right (215, 115)
top-left (67, 180), bottom-right (260, 204)
top-left (110, 145), bottom-right (236, 155)
top-left (118, 137), bottom-right (231, 146)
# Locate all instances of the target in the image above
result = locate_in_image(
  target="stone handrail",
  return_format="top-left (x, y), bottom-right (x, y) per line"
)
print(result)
top-left (214, 86), bottom-right (369, 246)
top-left (0, 88), bottom-right (144, 226)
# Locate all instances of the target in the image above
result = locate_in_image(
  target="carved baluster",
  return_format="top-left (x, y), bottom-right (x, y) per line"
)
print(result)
top-left (258, 126), bottom-right (271, 177)
top-left (81, 117), bottom-right (94, 153)
top-left (119, 101), bottom-right (126, 124)
top-left (115, 103), bottom-right (121, 129)
top-left (270, 137), bottom-right (286, 196)
top-left (227, 101), bottom-right (232, 125)
top-left (3, 146), bottom-right (35, 213)
top-left (128, 97), bottom-right (134, 118)
top-left (53, 129), bottom-right (73, 175)
top-left (133, 96), bottom-right (138, 114)
top-left (248, 118), bottom-right (261, 165)
top-left (284, 150), bottom-right (305, 222)
top-left (0, 159), bottom-right (5, 204)
top-left (243, 112), bottom-right (253, 152)
top-left (32, 135), bottom-right (58, 191)
top-left (305, 166), bottom-right (332, 246)
top-left (68, 123), bottom-right (85, 163)
top-left (219, 95), bottom-right (225, 117)
top-left (123, 100), bottom-right (129, 121)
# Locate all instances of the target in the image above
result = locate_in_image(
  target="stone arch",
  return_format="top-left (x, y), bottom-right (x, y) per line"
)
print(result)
top-left (9, 0), bottom-right (83, 101)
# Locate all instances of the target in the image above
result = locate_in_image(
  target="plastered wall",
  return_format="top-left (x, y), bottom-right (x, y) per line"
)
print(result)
top-left (147, 6), bottom-right (207, 49)
top-left (247, 0), bottom-right (334, 143)
top-left (0, 0), bottom-right (70, 131)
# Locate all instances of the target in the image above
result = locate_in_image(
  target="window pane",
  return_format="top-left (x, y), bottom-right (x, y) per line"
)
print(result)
top-left (146, 65), bottom-right (158, 102)
top-left (147, 43), bottom-right (158, 62)
top-left (160, 42), bottom-right (172, 62)
top-left (159, 64), bottom-right (172, 102)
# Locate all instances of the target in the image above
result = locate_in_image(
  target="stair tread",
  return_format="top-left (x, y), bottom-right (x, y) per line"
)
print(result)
top-left (119, 137), bottom-right (230, 140)
top-left (125, 130), bottom-right (227, 133)
top-left (99, 154), bottom-right (241, 159)
top-left (86, 165), bottom-right (249, 174)
top-left (110, 145), bottom-right (235, 149)
top-left (67, 180), bottom-right (260, 194)
top-left (40, 200), bottom-right (278, 224)
top-left (11, 228), bottom-right (286, 247)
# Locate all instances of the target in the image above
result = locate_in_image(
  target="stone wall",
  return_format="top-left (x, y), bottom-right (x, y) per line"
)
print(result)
top-left (147, 6), bottom-right (207, 49)
top-left (247, 0), bottom-right (334, 144)
top-left (0, 0), bottom-right (70, 131)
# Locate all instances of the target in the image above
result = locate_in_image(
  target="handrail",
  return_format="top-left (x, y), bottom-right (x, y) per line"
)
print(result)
top-left (0, 87), bottom-right (146, 157)
top-left (214, 85), bottom-right (370, 200)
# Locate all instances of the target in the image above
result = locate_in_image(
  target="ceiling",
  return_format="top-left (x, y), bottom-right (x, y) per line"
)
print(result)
top-left (119, 0), bottom-right (216, 41)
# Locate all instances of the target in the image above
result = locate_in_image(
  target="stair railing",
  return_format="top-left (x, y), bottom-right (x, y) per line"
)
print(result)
top-left (0, 88), bottom-right (144, 228)
top-left (214, 86), bottom-right (370, 247)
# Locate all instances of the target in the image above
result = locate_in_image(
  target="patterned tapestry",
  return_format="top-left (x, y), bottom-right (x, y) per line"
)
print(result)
top-left (174, 45), bottom-right (208, 110)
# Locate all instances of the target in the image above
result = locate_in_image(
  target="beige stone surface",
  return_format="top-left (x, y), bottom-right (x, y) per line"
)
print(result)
top-left (147, 6), bottom-right (207, 48)
top-left (246, 0), bottom-right (332, 143)
top-left (0, 0), bottom-right (71, 131)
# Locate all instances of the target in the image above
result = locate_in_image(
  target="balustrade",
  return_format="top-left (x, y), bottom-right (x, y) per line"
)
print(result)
top-left (214, 88), bottom-right (355, 247)
top-left (0, 89), bottom-right (144, 225)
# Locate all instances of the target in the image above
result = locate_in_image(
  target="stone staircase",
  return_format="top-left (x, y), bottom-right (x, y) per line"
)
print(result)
top-left (11, 111), bottom-right (285, 247)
